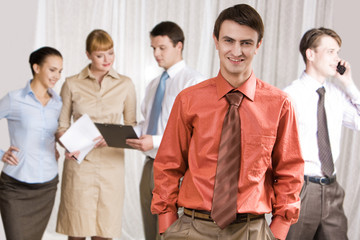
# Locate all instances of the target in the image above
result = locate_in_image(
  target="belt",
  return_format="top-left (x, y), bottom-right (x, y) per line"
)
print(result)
top-left (183, 208), bottom-right (264, 224)
top-left (304, 175), bottom-right (336, 185)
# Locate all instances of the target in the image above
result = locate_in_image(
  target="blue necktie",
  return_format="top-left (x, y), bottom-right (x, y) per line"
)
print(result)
top-left (147, 71), bottom-right (169, 135)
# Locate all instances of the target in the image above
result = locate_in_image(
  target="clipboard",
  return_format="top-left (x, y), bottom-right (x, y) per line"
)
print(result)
top-left (95, 123), bottom-right (138, 149)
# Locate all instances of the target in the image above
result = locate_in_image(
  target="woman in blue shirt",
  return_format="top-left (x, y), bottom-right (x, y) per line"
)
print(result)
top-left (0, 46), bottom-right (63, 240)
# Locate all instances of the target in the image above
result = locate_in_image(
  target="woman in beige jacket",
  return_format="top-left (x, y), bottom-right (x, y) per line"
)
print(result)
top-left (56, 29), bottom-right (137, 240)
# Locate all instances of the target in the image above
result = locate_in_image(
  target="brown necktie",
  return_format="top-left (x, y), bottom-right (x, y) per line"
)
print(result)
top-left (211, 90), bottom-right (243, 229)
top-left (316, 87), bottom-right (334, 177)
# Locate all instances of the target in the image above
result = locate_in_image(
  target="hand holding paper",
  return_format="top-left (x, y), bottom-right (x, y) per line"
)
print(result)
top-left (59, 114), bottom-right (102, 164)
top-left (93, 135), bottom-right (108, 148)
top-left (65, 150), bottom-right (80, 161)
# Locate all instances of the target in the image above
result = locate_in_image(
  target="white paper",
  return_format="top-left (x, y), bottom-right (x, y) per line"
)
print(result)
top-left (132, 125), bottom-right (141, 138)
top-left (59, 114), bottom-right (101, 164)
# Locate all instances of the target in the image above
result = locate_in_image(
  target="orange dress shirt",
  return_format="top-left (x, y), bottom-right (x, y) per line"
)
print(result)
top-left (151, 72), bottom-right (304, 240)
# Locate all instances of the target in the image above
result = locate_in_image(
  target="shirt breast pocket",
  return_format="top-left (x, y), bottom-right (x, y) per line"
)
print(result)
top-left (243, 135), bottom-right (276, 182)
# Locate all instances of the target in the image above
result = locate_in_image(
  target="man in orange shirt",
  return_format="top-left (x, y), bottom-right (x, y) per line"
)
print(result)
top-left (151, 4), bottom-right (304, 240)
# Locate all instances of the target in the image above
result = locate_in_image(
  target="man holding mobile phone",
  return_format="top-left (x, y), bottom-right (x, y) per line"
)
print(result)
top-left (284, 27), bottom-right (360, 240)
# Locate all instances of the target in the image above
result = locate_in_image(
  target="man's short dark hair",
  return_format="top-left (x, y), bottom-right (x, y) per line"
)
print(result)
top-left (213, 4), bottom-right (264, 44)
top-left (299, 27), bottom-right (342, 64)
top-left (150, 21), bottom-right (185, 50)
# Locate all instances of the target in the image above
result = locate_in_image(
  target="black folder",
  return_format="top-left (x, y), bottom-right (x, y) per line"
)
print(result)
top-left (95, 123), bottom-right (138, 149)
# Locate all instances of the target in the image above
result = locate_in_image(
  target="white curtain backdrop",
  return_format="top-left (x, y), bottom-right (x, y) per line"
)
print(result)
top-left (29, 0), bottom-right (359, 239)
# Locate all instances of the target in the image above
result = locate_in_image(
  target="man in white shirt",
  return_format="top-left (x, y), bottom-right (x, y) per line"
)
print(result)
top-left (284, 27), bottom-right (360, 240)
top-left (126, 21), bottom-right (204, 240)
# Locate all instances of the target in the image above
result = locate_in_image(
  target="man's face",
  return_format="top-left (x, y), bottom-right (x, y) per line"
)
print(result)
top-left (150, 35), bottom-right (182, 70)
top-left (309, 36), bottom-right (340, 78)
top-left (214, 20), bottom-right (261, 80)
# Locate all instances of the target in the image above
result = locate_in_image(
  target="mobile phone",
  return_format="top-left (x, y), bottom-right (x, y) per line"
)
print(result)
top-left (337, 62), bottom-right (346, 75)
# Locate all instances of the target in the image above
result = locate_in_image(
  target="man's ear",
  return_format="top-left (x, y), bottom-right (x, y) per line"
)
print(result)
top-left (176, 41), bottom-right (183, 52)
top-left (254, 39), bottom-right (263, 55)
top-left (305, 48), bottom-right (314, 62)
top-left (86, 51), bottom-right (91, 60)
top-left (213, 34), bottom-right (219, 50)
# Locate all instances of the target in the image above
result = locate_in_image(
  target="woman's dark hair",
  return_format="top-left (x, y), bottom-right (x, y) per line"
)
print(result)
top-left (29, 46), bottom-right (62, 76)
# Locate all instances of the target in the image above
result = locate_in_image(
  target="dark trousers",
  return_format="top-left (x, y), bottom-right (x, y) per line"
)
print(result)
top-left (286, 178), bottom-right (348, 240)
top-left (162, 213), bottom-right (275, 240)
top-left (140, 157), bottom-right (160, 240)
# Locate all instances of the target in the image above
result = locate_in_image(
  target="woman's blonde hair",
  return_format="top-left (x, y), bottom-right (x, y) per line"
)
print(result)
top-left (86, 29), bottom-right (113, 54)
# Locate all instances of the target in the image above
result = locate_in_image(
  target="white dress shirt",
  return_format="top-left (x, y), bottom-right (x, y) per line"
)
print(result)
top-left (134, 60), bottom-right (205, 159)
top-left (284, 72), bottom-right (360, 176)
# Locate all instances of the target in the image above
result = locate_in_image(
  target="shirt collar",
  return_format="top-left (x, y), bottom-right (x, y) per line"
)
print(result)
top-left (48, 87), bottom-right (61, 101)
top-left (166, 60), bottom-right (185, 79)
top-left (21, 79), bottom-right (61, 101)
top-left (78, 64), bottom-right (120, 80)
top-left (215, 71), bottom-right (256, 101)
top-left (300, 71), bottom-right (328, 92)
top-left (22, 79), bottom-right (33, 97)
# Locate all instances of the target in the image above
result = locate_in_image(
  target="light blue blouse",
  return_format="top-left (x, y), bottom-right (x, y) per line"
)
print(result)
top-left (0, 80), bottom-right (62, 183)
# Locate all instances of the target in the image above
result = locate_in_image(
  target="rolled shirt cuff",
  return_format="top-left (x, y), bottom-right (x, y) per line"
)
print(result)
top-left (158, 211), bottom-right (179, 234)
top-left (269, 215), bottom-right (292, 240)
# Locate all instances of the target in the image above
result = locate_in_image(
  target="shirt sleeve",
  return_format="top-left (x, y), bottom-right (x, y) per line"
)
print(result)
top-left (0, 94), bottom-right (11, 159)
top-left (57, 79), bottom-right (73, 133)
top-left (134, 80), bottom-right (154, 137)
top-left (151, 93), bottom-right (190, 233)
top-left (0, 93), bottom-right (11, 119)
top-left (123, 79), bottom-right (137, 126)
top-left (269, 98), bottom-right (304, 240)
top-left (152, 135), bottom-right (162, 149)
top-left (342, 83), bottom-right (360, 130)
